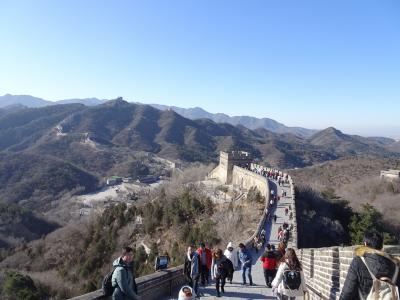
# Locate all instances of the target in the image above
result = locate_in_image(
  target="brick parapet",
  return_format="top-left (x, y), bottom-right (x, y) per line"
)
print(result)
top-left (300, 245), bottom-right (400, 300)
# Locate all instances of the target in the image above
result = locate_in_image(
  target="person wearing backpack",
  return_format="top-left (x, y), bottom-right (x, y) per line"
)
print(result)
top-left (272, 248), bottom-right (306, 299)
top-left (261, 244), bottom-right (278, 288)
top-left (111, 246), bottom-right (141, 300)
top-left (340, 230), bottom-right (400, 300)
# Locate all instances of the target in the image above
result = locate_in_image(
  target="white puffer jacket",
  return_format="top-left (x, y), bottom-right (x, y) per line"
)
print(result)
top-left (272, 262), bottom-right (307, 297)
top-left (224, 242), bottom-right (239, 269)
top-left (178, 286), bottom-right (195, 300)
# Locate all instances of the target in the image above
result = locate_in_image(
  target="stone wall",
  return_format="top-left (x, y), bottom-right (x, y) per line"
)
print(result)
top-left (232, 166), bottom-right (269, 198)
top-left (299, 245), bottom-right (400, 300)
top-left (288, 176), bottom-right (298, 248)
top-left (208, 164), bottom-right (227, 183)
top-left (68, 266), bottom-right (185, 300)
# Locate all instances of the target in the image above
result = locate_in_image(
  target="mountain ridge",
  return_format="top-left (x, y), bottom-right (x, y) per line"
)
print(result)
top-left (0, 94), bottom-right (316, 138)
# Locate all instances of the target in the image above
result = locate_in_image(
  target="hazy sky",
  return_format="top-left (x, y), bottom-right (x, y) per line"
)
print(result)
top-left (1, 0), bottom-right (399, 137)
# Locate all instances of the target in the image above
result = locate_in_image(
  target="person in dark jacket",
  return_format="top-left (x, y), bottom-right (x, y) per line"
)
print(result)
top-left (197, 242), bottom-right (212, 286)
top-left (340, 230), bottom-right (400, 300)
top-left (260, 244), bottom-right (277, 287)
top-left (211, 249), bottom-right (234, 297)
top-left (111, 246), bottom-right (141, 300)
top-left (184, 245), bottom-right (200, 297)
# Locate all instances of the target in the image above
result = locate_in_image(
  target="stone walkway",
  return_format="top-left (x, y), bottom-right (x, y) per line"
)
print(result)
top-left (164, 178), bottom-right (299, 300)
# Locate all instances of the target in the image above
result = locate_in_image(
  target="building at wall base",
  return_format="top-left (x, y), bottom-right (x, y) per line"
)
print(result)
top-left (380, 169), bottom-right (400, 180)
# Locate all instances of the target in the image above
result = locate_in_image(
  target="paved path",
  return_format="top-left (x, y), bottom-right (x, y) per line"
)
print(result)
top-left (165, 178), bottom-right (298, 300)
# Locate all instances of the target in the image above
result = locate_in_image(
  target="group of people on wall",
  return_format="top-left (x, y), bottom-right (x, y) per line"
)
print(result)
top-left (106, 229), bottom-right (400, 300)
top-left (180, 240), bottom-right (306, 300)
top-left (104, 160), bottom-right (400, 300)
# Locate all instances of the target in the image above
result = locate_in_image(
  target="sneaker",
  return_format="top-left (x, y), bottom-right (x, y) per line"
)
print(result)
top-left (241, 282), bottom-right (246, 285)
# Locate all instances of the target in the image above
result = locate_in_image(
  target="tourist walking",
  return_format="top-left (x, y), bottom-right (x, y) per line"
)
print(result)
top-left (340, 230), bottom-right (400, 300)
top-left (253, 236), bottom-right (260, 253)
top-left (224, 242), bottom-right (238, 283)
top-left (272, 248), bottom-right (307, 299)
top-left (277, 226), bottom-right (283, 241)
top-left (274, 214), bottom-right (278, 223)
top-left (276, 242), bottom-right (286, 262)
top-left (184, 245), bottom-right (200, 298)
top-left (111, 246), bottom-right (141, 300)
top-left (261, 244), bottom-right (278, 288)
top-left (238, 243), bottom-right (253, 285)
top-left (211, 249), bottom-right (233, 297)
top-left (260, 228), bottom-right (267, 245)
top-left (197, 242), bottom-right (212, 286)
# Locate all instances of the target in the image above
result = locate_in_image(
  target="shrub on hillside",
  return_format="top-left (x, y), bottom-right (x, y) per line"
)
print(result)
top-left (349, 203), bottom-right (397, 245)
top-left (1, 271), bottom-right (49, 300)
top-left (246, 186), bottom-right (264, 204)
top-left (295, 185), bottom-right (352, 248)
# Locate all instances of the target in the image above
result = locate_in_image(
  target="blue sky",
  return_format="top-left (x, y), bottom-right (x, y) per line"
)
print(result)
top-left (0, 0), bottom-right (399, 137)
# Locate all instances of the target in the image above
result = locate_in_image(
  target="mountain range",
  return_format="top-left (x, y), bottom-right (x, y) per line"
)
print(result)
top-left (0, 98), bottom-right (399, 208)
top-left (1, 94), bottom-right (316, 137)
top-left (0, 93), bottom-right (107, 108)
top-left (151, 104), bottom-right (317, 137)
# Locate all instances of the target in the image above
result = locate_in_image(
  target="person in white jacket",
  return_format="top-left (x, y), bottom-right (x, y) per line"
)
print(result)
top-left (224, 242), bottom-right (238, 283)
top-left (271, 248), bottom-right (307, 300)
top-left (178, 286), bottom-right (195, 300)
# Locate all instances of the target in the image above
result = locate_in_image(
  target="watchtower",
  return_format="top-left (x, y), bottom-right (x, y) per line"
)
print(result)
top-left (219, 151), bottom-right (253, 184)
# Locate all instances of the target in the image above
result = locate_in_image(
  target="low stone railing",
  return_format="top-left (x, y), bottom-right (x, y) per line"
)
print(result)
top-left (69, 266), bottom-right (185, 300)
top-left (299, 245), bottom-right (400, 300)
top-left (288, 177), bottom-right (298, 248)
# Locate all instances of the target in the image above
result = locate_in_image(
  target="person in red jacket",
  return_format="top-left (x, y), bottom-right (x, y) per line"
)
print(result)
top-left (197, 242), bottom-right (212, 286)
top-left (260, 244), bottom-right (277, 288)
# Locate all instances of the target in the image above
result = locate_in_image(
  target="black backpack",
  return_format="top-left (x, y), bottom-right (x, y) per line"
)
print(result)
top-left (102, 268), bottom-right (116, 297)
top-left (283, 268), bottom-right (301, 290)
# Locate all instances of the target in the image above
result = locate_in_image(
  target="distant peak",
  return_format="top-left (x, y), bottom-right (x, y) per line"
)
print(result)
top-left (324, 127), bottom-right (343, 134)
top-left (104, 97), bottom-right (129, 106)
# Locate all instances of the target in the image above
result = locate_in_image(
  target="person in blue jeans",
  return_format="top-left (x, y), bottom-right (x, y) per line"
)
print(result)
top-left (238, 243), bottom-right (253, 285)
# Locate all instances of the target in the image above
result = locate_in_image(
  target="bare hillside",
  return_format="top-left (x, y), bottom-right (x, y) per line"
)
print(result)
top-left (290, 156), bottom-right (400, 227)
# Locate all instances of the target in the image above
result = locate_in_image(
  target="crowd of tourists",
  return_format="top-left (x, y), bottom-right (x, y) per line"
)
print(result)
top-left (105, 231), bottom-right (400, 300)
top-left (179, 240), bottom-right (306, 300)
top-left (176, 168), bottom-right (300, 299)
top-left (102, 162), bottom-right (400, 300)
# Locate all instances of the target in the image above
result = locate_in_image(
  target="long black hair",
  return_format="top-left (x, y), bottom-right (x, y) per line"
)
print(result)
top-left (284, 248), bottom-right (302, 271)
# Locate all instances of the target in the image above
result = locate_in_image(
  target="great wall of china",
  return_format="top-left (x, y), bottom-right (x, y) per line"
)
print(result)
top-left (71, 151), bottom-right (400, 300)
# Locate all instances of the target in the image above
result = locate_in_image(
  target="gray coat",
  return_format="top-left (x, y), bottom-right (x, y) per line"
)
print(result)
top-left (111, 257), bottom-right (139, 300)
